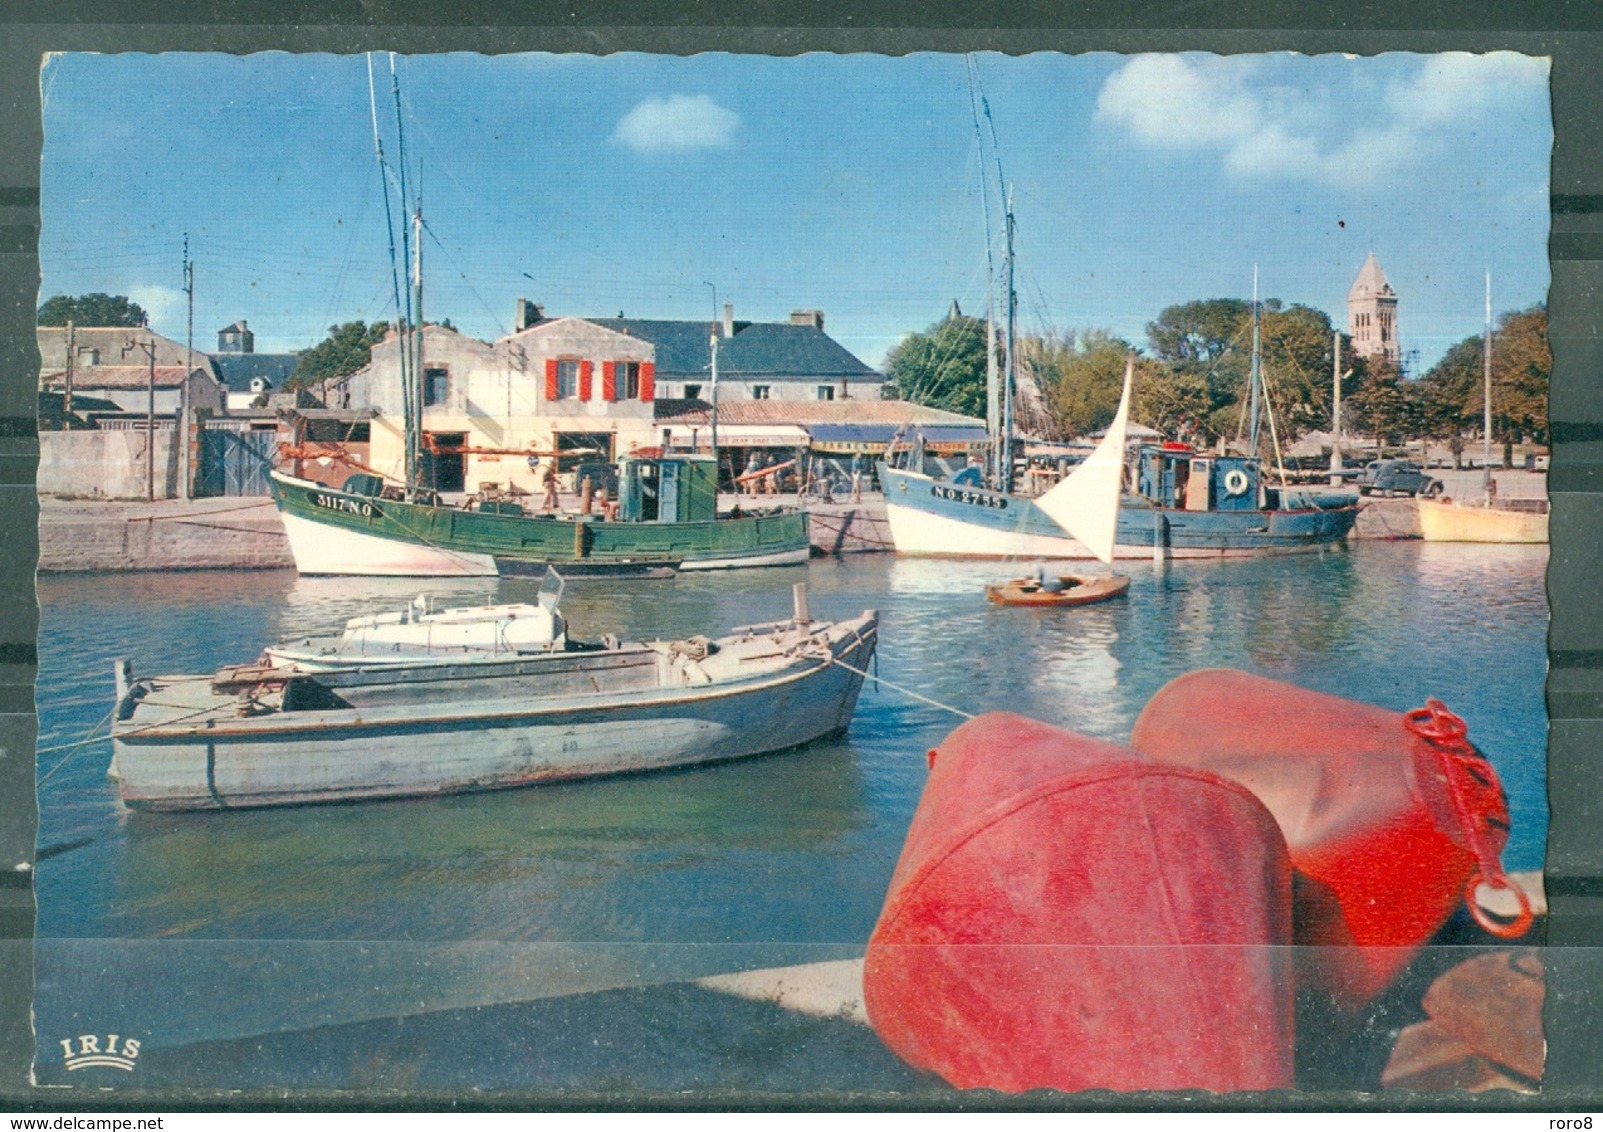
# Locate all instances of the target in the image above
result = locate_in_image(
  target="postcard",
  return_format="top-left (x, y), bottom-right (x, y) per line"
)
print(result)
top-left (23, 44), bottom-right (1557, 1102)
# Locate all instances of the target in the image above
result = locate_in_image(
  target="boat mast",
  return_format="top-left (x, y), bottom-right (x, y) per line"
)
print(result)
top-left (1330, 329), bottom-right (1343, 484)
top-left (1483, 270), bottom-right (1494, 503)
top-left (1001, 189), bottom-right (1017, 494)
top-left (390, 55), bottom-right (423, 499)
top-left (368, 54), bottom-right (416, 496)
top-left (973, 62), bottom-right (1015, 493)
top-left (1248, 266), bottom-right (1262, 459)
top-left (414, 201), bottom-right (426, 489)
top-left (966, 57), bottom-right (1001, 487)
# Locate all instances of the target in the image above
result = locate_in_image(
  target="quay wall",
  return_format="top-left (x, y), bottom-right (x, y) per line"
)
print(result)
top-left (37, 497), bottom-right (293, 572)
top-left (36, 475), bottom-right (1548, 572)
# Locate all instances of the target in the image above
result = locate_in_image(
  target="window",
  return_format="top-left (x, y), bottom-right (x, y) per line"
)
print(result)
top-left (77, 347), bottom-right (99, 366)
top-left (423, 367), bottom-right (450, 407)
top-left (617, 362), bottom-right (641, 399)
top-left (683, 383), bottom-right (702, 400)
top-left (817, 386), bottom-right (835, 401)
top-left (752, 385), bottom-right (770, 400)
top-left (557, 360), bottom-right (580, 399)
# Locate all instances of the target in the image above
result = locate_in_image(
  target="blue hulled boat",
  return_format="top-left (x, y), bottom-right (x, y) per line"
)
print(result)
top-left (880, 443), bottom-right (1357, 559)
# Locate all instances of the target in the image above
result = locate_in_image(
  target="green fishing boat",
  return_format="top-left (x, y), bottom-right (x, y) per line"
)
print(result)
top-left (270, 452), bottom-right (810, 577)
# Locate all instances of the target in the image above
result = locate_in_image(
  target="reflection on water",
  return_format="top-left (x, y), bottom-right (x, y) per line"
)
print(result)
top-left (33, 543), bottom-right (1549, 1063)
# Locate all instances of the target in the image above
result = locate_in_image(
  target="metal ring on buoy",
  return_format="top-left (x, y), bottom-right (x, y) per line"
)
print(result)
top-left (1223, 468), bottom-right (1250, 496)
top-left (1467, 872), bottom-right (1535, 939)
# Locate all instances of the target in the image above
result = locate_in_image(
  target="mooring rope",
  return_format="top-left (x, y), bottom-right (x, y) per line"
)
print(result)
top-left (806, 515), bottom-right (899, 550)
top-left (828, 654), bottom-right (974, 720)
top-left (34, 705), bottom-right (117, 787)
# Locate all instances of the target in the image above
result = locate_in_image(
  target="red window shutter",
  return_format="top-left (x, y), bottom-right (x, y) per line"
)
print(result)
top-left (602, 361), bottom-right (617, 402)
top-left (640, 361), bottom-right (655, 401)
top-left (544, 358), bottom-right (559, 401)
top-left (579, 360), bottom-right (593, 401)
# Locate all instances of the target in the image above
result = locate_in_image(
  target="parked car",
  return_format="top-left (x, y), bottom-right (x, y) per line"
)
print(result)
top-left (1357, 459), bottom-right (1443, 497)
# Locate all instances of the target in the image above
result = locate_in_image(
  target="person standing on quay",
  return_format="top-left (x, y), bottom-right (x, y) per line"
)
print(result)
top-left (538, 457), bottom-right (559, 511)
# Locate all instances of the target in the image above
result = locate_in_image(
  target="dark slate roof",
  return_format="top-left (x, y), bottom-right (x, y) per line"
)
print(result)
top-left (587, 318), bottom-right (878, 381)
top-left (211, 352), bottom-right (300, 392)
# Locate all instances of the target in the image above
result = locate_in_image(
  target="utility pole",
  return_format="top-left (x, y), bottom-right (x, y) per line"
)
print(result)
top-left (704, 282), bottom-right (719, 473)
top-left (181, 234), bottom-right (193, 500)
top-left (64, 320), bottom-right (75, 420)
top-left (124, 335), bottom-right (158, 501)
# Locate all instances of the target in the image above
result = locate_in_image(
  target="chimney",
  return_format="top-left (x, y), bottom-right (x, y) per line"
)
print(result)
top-left (515, 297), bottom-right (544, 332)
top-left (790, 309), bottom-right (825, 330)
top-left (722, 302), bottom-right (734, 340)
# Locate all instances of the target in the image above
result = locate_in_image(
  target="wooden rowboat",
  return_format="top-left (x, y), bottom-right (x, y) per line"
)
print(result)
top-left (984, 573), bottom-right (1131, 607)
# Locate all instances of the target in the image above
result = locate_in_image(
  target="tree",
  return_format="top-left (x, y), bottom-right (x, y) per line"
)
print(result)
top-left (1257, 304), bottom-right (1343, 438)
top-left (883, 310), bottom-right (989, 419)
top-left (1346, 357), bottom-right (1416, 447)
top-left (288, 321), bottom-right (391, 391)
top-left (1145, 298), bottom-right (1352, 449)
top-left (37, 293), bottom-right (147, 327)
top-left (1147, 298), bottom-right (1252, 369)
top-left (1022, 330), bottom-right (1144, 440)
top-left (1415, 304), bottom-right (1549, 464)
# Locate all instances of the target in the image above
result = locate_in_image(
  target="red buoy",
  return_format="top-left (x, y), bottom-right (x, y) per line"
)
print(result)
top-left (1129, 669), bottom-right (1523, 1013)
top-left (864, 712), bottom-right (1295, 1093)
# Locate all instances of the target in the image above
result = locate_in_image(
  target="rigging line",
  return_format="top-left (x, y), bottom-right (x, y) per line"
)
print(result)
top-left (35, 704), bottom-right (116, 786)
top-left (418, 217), bottom-right (509, 338)
top-left (826, 655), bottom-right (974, 720)
top-left (367, 52), bottom-right (412, 427)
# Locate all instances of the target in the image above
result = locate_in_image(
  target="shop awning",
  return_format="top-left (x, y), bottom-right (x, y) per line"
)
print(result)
top-left (656, 423), bottom-right (811, 449)
top-left (807, 423), bottom-right (991, 454)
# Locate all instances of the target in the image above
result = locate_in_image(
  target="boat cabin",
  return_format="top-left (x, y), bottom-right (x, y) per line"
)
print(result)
top-left (1134, 444), bottom-right (1261, 512)
top-left (616, 453), bottom-right (720, 523)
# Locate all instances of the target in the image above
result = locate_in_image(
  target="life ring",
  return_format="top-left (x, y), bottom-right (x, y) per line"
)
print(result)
top-left (1222, 468), bottom-right (1250, 497)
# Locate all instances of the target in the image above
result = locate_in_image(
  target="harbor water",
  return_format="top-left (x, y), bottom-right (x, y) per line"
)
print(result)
top-left (31, 542), bottom-right (1548, 1084)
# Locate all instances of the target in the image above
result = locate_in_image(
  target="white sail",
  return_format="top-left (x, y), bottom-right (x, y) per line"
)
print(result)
top-left (1035, 358), bottom-right (1133, 566)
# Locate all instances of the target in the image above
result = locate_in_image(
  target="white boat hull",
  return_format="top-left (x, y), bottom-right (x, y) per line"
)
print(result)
top-left (883, 498), bottom-right (1096, 559)
top-left (280, 510), bottom-right (499, 576)
top-left (112, 615), bottom-right (877, 811)
top-left (676, 545), bottom-right (812, 570)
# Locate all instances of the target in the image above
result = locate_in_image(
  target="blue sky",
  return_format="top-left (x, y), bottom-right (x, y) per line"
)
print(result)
top-left (39, 50), bottom-right (1550, 372)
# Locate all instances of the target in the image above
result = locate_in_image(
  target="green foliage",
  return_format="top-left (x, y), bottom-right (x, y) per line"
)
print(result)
top-left (1147, 298), bottom-right (1251, 369)
top-left (883, 312), bottom-right (989, 418)
top-left (1414, 304), bottom-right (1549, 452)
top-left (1143, 297), bottom-right (1340, 446)
top-left (1022, 330), bottom-right (1136, 440)
top-left (37, 293), bottom-right (148, 327)
top-left (289, 321), bottom-right (391, 391)
top-left (1346, 360), bottom-right (1416, 447)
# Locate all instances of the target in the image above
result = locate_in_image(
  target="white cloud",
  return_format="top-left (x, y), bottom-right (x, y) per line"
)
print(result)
top-left (1095, 52), bottom-right (1548, 188)
top-left (127, 284), bottom-right (186, 334)
top-left (611, 94), bottom-right (739, 154)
